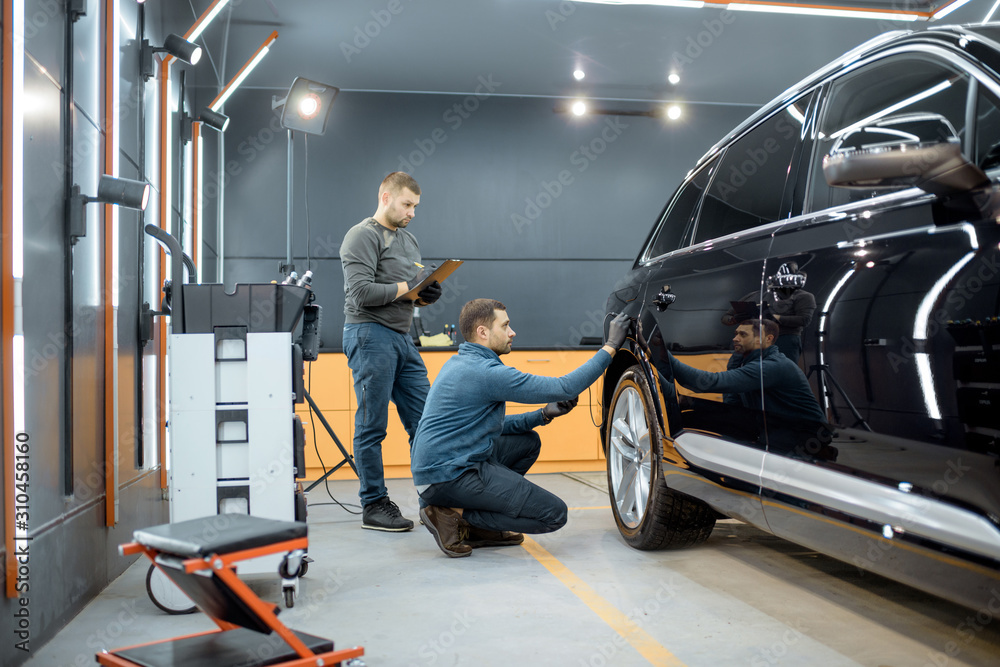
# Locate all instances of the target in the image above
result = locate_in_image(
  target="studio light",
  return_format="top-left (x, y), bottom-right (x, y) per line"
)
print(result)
top-left (278, 77), bottom-right (339, 135)
top-left (181, 107), bottom-right (230, 142)
top-left (142, 33), bottom-right (202, 80)
top-left (69, 175), bottom-right (150, 244)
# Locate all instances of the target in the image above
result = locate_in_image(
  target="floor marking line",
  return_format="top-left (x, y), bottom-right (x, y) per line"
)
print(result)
top-left (521, 535), bottom-right (686, 667)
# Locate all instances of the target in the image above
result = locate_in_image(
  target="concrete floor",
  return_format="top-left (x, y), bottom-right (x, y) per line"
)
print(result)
top-left (26, 473), bottom-right (1000, 667)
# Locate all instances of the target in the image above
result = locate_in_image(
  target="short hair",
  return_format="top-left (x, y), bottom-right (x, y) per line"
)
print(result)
top-left (459, 299), bottom-right (506, 342)
top-left (379, 171), bottom-right (420, 197)
top-left (742, 318), bottom-right (779, 341)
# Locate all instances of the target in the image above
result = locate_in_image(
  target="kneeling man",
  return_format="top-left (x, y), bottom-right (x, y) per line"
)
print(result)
top-left (410, 299), bottom-right (629, 557)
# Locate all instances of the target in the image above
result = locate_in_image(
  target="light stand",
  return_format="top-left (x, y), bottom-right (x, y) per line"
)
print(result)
top-left (271, 78), bottom-right (349, 485)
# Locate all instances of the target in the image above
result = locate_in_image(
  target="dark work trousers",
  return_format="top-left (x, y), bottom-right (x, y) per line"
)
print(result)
top-left (343, 321), bottom-right (430, 507)
top-left (419, 431), bottom-right (568, 534)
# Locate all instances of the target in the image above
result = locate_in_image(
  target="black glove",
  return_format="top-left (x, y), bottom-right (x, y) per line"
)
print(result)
top-left (542, 397), bottom-right (579, 422)
top-left (415, 281), bottom-right (442, 307)
top-left (605, 313), bottom-right (630, 350)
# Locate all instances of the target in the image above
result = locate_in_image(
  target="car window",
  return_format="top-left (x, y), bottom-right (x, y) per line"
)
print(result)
top-left (808, 54), bottom-right (970, 211)
top-left (694, 110), bottom-right (801, 244)
top-left (645, 165), bottom-right (713, 260)
top-left (974, 85), bottom-right (1000, 172)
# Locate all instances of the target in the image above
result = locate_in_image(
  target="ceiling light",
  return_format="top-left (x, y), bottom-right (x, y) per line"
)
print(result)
top-left (666, 105), bottom-right (682, 120)
top-left (573, 69), bottom-right (585, 81)
top-left (571, 100), bottom-right (587, 116)
top-left (668, 73), bottom-right (680, 85)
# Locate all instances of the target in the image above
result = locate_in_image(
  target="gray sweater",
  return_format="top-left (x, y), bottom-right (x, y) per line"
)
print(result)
top-left (341, 218), bottom-right (423, 334)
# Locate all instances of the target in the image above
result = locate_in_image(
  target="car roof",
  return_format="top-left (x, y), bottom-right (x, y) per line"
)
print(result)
top-left (692, 23), bottom-right (1000, 173)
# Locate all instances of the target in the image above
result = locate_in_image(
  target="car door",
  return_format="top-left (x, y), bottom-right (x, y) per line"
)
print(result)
top-left (758, 48), bottom-right (1000, 605)
top-left (638, 93), bottom-right (816, 525)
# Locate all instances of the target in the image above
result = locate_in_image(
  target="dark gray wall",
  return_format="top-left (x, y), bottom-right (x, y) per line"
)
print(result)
top-left (216, 88), bottom-right (750, 348)
top-left (0, 2), bottom-right (185, 664)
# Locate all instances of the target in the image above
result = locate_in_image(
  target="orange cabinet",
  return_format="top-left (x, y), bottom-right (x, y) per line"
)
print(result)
top-left (298, 349), bottom-right (608, 481)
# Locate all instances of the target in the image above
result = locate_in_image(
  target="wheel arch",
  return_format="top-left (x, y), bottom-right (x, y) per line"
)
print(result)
top-left (601, 342), bottom-right (669, 453)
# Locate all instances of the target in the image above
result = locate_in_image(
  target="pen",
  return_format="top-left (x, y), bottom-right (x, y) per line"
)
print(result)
top-left (414, 262), bottom-right (424, 269)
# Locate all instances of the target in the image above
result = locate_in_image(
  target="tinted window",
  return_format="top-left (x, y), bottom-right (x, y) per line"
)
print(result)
top-left (809, 55), bottom-right (970, 211)
top-left (645, 165), bottom-right (713, 259)
top-left (694, 110), bottom-right (801, 244)
top-left (974, 85), bottom-right (1000, 172)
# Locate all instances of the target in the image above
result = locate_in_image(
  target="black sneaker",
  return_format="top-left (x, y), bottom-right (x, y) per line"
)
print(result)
top-left (362, 497), bottom-right (414, 532)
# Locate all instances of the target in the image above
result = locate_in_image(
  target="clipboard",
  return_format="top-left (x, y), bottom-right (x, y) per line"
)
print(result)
top-left (402, 259), bottom-right (464, 300)
top-left (729, 300), bottom-right (759, 321)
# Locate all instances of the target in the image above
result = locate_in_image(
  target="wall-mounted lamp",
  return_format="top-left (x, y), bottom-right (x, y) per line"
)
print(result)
top-left (69, 175), bottom-right (150, 244)
top-left (142, 34), bottom-right (202, 80)
top-left (275, 77), bottom-right (339, 135)
top-left (181, 107), bottom-right (230, 143)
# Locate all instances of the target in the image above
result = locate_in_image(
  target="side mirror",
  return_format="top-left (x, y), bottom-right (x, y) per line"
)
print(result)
top-left (822, 113), bottom-right (989, 197)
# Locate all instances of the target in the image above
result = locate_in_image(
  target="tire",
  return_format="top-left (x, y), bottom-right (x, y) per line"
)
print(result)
top-left (146, 564), bottom-right (197, 615)
top-left (605, 364), bottom-right (716, 550)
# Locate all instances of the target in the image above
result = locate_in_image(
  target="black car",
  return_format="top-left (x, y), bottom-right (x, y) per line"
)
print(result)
top-left (601, 24), bottom-right (1000, 611)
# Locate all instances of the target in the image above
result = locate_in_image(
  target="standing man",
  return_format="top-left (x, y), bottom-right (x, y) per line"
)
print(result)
top-left (722, 262), bottom-right (816, 363)
top-left (410, 299), bottom-right (630, 557)
top-left (341, 172), bottom-right (442, 531)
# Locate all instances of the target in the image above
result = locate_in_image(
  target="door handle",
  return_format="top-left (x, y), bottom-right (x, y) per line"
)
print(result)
top-left (652, 285), bottom-right (676, 311)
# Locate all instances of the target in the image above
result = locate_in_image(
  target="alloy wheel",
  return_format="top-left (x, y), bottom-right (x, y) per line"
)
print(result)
top-left (608, 385), bottom-right (653, 528)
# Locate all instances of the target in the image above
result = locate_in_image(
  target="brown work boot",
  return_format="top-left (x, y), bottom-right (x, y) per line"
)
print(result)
top-left (419, 506), bottom-right (472, 558)
top-left (463, 525), bottom-right (524, 548)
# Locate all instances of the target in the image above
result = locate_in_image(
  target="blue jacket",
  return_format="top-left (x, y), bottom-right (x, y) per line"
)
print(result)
top-left (669, 344), bottom-right (825, 423)
top-left (410, 342), bottom-right (613, 486)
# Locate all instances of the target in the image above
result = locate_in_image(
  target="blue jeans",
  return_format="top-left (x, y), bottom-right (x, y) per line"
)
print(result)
top-left (343, 322), bottom-right (430, 507)
top-left (419, 431), bottom-right (568, 534)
